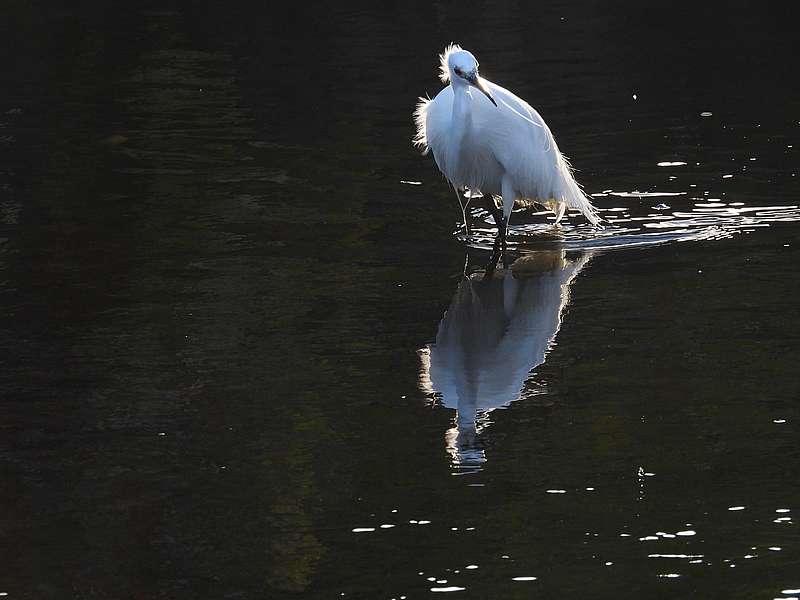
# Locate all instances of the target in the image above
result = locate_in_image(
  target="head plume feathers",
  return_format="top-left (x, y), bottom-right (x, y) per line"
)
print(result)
top-left (438, 43), bottom-right (463, 83)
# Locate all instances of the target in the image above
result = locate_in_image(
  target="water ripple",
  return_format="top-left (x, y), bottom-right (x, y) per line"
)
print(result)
top-left (458, 197), bottom-right (800, 251)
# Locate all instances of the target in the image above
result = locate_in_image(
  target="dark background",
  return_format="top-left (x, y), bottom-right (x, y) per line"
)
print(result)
top-left (1, 1), bottom-right (799, 598)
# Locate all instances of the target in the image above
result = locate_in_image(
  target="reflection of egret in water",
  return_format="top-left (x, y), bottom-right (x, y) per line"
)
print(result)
top-left (419, 250), bottom-right (592, 471)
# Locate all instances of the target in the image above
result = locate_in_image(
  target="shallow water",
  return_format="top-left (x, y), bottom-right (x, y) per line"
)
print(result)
top-left (1, 2), bottom-right (799, 599)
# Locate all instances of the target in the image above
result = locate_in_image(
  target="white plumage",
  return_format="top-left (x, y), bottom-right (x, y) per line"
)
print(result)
top-left (414, 44), bottom-right (600, 233)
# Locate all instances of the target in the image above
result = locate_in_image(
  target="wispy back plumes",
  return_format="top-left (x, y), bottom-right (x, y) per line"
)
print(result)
top-left (413, 96), bottom-right (431, 154)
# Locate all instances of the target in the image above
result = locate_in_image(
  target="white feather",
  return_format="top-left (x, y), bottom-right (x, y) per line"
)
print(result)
top-left (414, 46), bottom-right (600, 226)
top-left (438, 42), bottom-right (463, 83)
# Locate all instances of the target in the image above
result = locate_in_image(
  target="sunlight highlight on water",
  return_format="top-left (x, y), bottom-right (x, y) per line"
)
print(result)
top-left (458, 195), bottom-right (800, 252)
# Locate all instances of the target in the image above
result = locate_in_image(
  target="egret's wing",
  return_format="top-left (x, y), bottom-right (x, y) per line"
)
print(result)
top-left (470, 80), bottom-right (555, 166)
top-left (416, 87), bottom-right (453, 161)
top-left (474, 80), bottom-right (600, 224)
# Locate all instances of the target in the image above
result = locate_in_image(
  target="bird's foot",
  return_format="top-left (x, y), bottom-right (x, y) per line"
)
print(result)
top-left (484, 253), bottom-right (500, 279)
top-left (500, 221), bottom-right (509, 268)
top-left (484, 236), bottom-right (503, 278)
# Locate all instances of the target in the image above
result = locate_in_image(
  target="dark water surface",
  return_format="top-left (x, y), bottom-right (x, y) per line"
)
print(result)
top-left (1, 2), bottom-right (799, 599)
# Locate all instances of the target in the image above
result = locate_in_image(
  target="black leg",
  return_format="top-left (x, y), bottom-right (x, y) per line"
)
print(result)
top-left (485, 197), bottom-right (508, 251)
top-left (484, 236), bottom-right (502, 279)
top-left (495, 215), bottom-right (507, 248)
top-left (499, 216), bottom-right (509, 268)
top-left (484, 197), bottom-right (511, 277)
top-left (484, 197), bottom-right (503, 278)
top-left (485, 197), bottom-right (501, 225)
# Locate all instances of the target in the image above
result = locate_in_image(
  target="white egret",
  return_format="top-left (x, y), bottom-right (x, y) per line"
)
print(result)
top-left (414, 44), bottom-right (601, 249)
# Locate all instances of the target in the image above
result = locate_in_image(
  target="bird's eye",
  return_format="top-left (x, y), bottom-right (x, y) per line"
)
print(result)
top-left (454, 67), bottom-right (463, 76)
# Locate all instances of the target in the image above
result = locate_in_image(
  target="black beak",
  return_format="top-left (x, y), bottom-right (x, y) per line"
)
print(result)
top-left (468, 73), bottom-right (497, 107)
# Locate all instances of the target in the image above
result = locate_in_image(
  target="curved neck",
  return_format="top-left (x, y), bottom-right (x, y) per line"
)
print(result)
top-left (450, 82), bottom-right (472, 146)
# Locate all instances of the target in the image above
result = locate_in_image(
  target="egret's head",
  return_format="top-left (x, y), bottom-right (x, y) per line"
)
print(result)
top-left (438, 44), bottom-right (497, 107)
top-left (448, 49), bottom-right (478, 81)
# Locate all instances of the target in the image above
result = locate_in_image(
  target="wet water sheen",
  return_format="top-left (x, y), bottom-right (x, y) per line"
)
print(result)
top-left (1, 2), bottom-right (799, 599)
